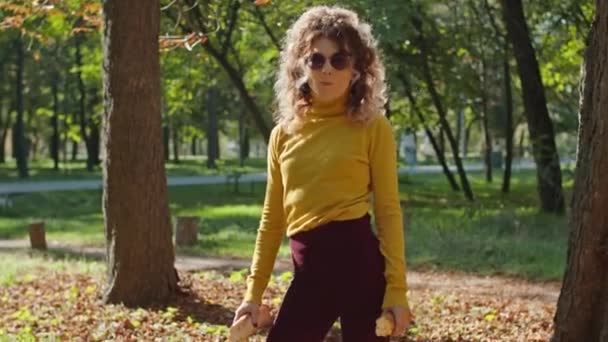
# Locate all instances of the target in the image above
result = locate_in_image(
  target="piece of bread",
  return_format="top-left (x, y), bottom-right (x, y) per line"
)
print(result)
top-left (375, 311), bottom-right (395, 337)
top-left (228, 305), bottom-right (273, 342)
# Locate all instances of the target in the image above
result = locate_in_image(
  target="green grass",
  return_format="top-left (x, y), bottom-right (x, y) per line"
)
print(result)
top-left (0, 250), bottom-right (104, 286)
top-left (0, 157), bottom-right (267, 182)
top-left (0, 169), bottom-right (574, 281)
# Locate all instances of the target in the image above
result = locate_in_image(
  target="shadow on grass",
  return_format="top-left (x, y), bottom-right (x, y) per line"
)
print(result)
top-left (168, 287), bottom-right (236, 327)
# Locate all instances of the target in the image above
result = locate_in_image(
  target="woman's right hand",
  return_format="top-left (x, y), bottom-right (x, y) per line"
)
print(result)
top-left (233, 301), bottom-right (261, 327)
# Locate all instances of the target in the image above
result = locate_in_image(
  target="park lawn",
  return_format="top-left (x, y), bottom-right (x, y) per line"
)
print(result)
top-left (0, 157), bottom-right (267, 182)
top-left (0, 170), bottom-right (573, 281)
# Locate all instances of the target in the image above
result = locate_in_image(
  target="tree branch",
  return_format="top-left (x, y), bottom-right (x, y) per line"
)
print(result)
top-left (221, 0), bottom-right (240, 57)
top-left (253, 5), bottom-right (281, 50)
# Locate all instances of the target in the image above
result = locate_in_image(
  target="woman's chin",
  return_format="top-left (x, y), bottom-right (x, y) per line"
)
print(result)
top-left (312, 91), bottom-right (347, 104)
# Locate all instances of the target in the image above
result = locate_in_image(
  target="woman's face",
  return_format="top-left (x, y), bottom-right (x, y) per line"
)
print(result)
top-left (305, 37), bottom-right (356, 104)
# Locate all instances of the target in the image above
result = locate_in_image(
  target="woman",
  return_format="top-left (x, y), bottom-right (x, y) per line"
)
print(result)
top-left (233, 5), bottom-right (412, 341)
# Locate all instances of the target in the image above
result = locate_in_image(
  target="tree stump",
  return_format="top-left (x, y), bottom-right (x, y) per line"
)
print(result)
top-left (28, 221), bottom-right (47, 250)
top-left (175, 217), bottom-right (199, 246)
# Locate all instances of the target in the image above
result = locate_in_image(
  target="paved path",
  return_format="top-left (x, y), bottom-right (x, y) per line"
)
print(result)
top-left (0, 159), bottom-right (562, 195)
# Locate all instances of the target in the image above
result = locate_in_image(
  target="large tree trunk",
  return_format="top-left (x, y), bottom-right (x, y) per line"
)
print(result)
top-left (102, 0), bottom-right (178, 306)
top-left (502, 42), bottom-right (514, 193)
top-left (501, 0), bottom-right (565, 214)
top-left (14, 36), bottom-right (28, 178)
top-left (552, 3), bottom-right (608, 340)
top-left (206, 87), bottom-right (219, 169)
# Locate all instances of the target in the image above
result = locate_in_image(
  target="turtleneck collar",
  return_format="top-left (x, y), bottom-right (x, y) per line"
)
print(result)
top-left (307, 92), bottom-right (349, 118)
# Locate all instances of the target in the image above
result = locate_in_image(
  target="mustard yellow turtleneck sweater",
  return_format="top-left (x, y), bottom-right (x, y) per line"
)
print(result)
top-left (244, 93), bottom-right (409, 310)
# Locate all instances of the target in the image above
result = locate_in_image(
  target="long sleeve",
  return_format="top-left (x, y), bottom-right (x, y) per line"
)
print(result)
top-left (244, 126), bottom-right (287, 304)
top-left (369, 116), bottom-right (409, 309)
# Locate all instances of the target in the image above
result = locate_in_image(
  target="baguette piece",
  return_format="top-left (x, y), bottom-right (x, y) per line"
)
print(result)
top-left (228, 305), bottom-right (273, 342)
top-left (375, 311), bottom-right (395, 337)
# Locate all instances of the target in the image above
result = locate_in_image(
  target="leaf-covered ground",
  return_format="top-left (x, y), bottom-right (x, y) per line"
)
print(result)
top-left (0, 259), bottom-right (559, 342)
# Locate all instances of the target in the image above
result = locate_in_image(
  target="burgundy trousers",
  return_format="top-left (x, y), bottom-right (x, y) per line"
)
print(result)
top-left (266, 213), bottom-right (389, 342)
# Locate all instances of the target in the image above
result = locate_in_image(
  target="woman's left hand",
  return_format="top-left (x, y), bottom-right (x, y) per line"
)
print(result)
top-left (383, 305), bottom-right (412, 337)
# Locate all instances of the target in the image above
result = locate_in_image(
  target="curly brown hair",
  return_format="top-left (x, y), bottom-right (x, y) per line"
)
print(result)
top-left (274, 6), bottom-right (387, 133)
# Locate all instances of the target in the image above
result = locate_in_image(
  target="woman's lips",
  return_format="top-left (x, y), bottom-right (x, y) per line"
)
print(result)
top-left (320, 81), bottom-right (333, 86)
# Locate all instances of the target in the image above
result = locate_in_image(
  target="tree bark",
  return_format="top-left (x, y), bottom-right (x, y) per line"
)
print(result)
top-left (14, 36), bottom-right (28, 178)
top-left (102, 0), bottom-right (178, 307)
top-left (552, 2), bottom-right (608, 339)
top-left (501, 0), bottom-right (565, 214)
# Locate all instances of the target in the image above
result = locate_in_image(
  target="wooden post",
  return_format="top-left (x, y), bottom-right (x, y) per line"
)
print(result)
top-left (175, 216), bottom-right (199, 246)
top-left (28, 221), bottom-right (47, 250)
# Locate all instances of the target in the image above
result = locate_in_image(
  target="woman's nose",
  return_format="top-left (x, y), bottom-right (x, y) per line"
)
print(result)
top-left (321, 61), bottom-right (332, 74)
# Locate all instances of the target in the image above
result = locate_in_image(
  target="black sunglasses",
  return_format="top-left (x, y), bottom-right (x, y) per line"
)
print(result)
top-left (307, 51), bottom-right (351, 71)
